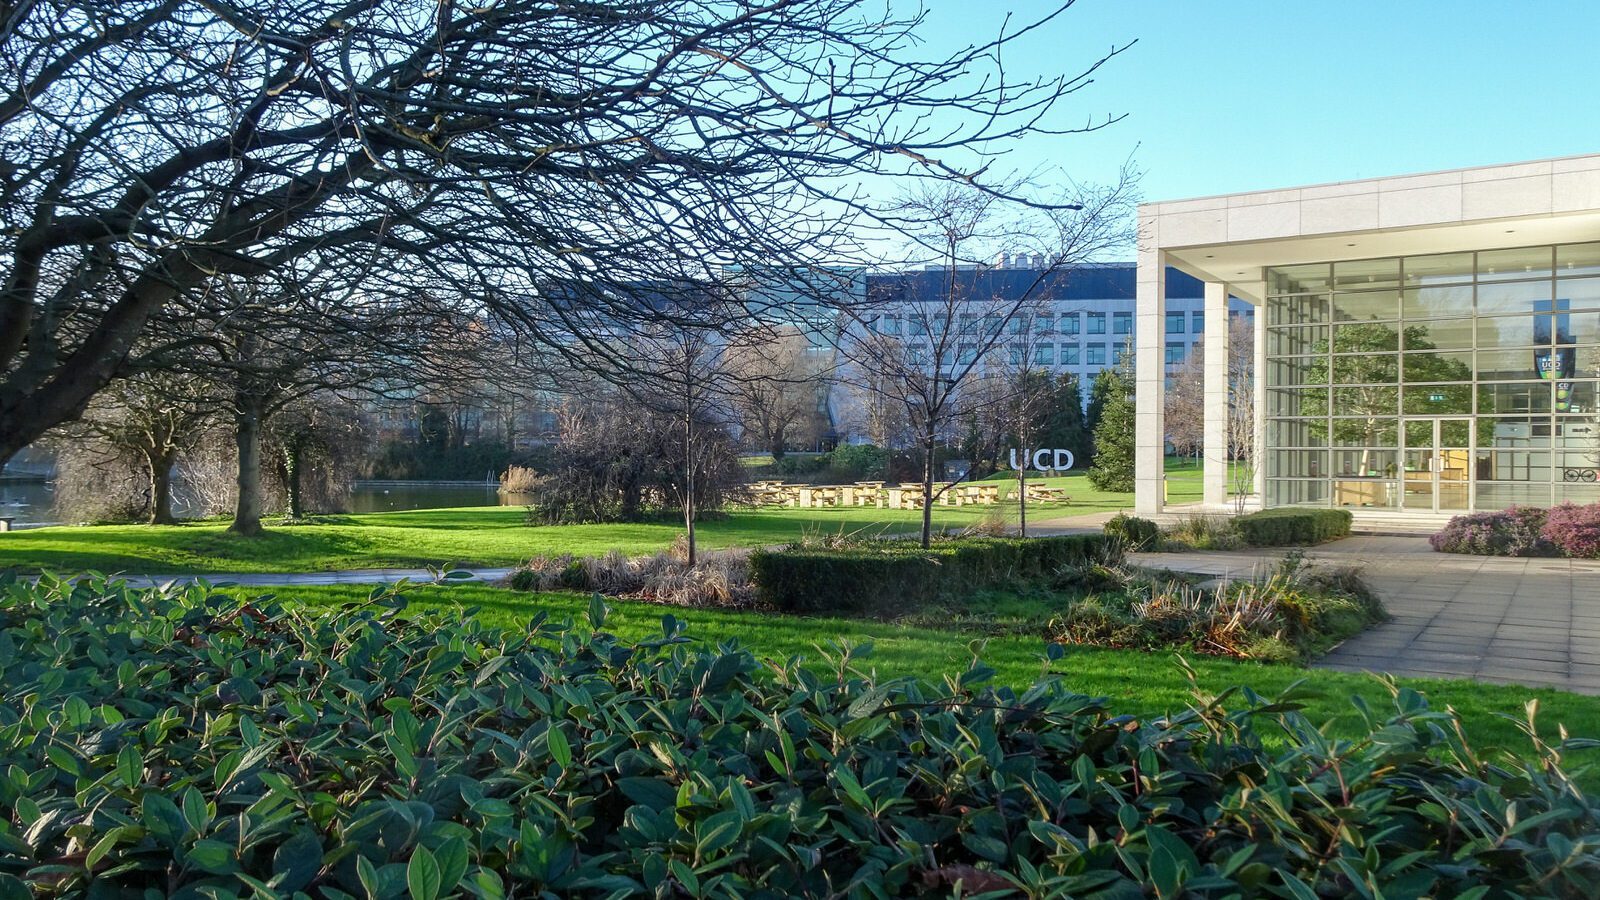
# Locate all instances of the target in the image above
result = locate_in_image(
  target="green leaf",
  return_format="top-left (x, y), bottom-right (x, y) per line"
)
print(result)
top-left (433, 837), bottom-right (470, 894)
top-left (696, 810), bottom-right (743, 858)
top-left (187, 838), bottom-right (236, 874)
top-left (587, 593), bottom-right (608, 630)
top-left (408, 844), bottom-right (443, 900)
top-left (116, 744), bottom-right (142, 786)
top-left (272, 829), bottom-right (324, 894)
top-left (141, 793), bottom-right (187, 845)
top-left (618, 777), bottom-right (676, 811)
top-left (546, 723), bottom-right (572, 770)
top-left (0, 874), bottom-right (31, 900)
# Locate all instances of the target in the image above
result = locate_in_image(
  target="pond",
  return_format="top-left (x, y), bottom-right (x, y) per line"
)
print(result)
top-left (0, 479), bottom-right (508, 527)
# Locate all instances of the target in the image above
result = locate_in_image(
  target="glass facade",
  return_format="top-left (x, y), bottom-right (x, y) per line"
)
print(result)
top-left (1264, 242), bottom-right (1600, 511)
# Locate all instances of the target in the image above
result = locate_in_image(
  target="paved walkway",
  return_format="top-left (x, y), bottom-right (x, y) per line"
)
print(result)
top-left (1130, 536), bottom-right (1600, 694)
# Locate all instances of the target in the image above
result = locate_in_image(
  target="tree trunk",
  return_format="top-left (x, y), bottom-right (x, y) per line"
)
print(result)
top-left (684, 409), bottom-right (697, 566)
top-left (283, 439), bottom-right (304, 519)
top-left (1017, 462), bottom-right (1027, 539)
top-left (146, 450), bottom-right (177, 525)
top-left (230, 403), bottom-right (264, 536)
top-left (920, 432), bottom-right (935, 549)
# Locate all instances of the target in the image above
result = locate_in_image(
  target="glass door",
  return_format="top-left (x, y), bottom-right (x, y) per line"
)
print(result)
top-left (1402, 418), bottom-right (1473, 512)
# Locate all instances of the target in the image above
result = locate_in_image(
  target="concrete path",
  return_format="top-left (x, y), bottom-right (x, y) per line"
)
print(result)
top-left (113, 567), bottom-right (516, 590)
top-left (1131, 536), bottom-right (1600, 695)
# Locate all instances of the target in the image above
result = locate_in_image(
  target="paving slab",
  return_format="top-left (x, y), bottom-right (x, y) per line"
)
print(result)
top-left (1129, 536), bottom-right (1600, 695)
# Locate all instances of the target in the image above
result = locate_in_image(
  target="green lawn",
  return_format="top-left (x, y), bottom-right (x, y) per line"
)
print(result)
top-left (246, 581), bottom-right (1600, 771)
top-left (0, 464), bottom-right (1207, 575)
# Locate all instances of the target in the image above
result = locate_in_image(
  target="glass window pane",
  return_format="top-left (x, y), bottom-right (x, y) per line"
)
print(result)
top-left (1333, 385), bottom-right (1397, 417)
top-left (1268, 478), bottom-right (1331, 506)
top-left (1331, 290), bottom-right (1399, 322)
top-left (1403, 385), bottom-right (1472, 415)
top-left (1268, 418), bottom-right (1328, 447)
top-left (1331, 417), bottom-right (1397, 448)
top-left (1330, 449), bottom-right (1396, 477)
top-left (1403, 419), bottom-right (1432, 447)
top-left (1478, 381), bottom-right (1552, 414)
top-left (1269, 264), bottom-right (1331, 295)
top-left (1554, 275), bottom-right (1600, 313)
top-left (1477, 349), bottom-right (1541, 381)
top-left (1564, 312), bottom-right (1600, 345)
top-left (1403, 252), bottom-right (1475, 286)
top-left (1266, 356), bottom-right (1327, 387)
top-left (1333, 321), bottom-right (1399, 352)
top-left (1479, 246), bottom-right (1554, 281)
top-left (1561, 380), bottom-right (1600, 413)
top-left (1403, 318), bottom-right (1473, 350)
top-left (1267, 387), bottom-right (1328, 417)
top-left (1478, 279), bottom-right (1554, 316)
top-left (1268, 294), bottom-right (1330, 325)
top-left (1439, 420), bottom-right (1471, 446)
top-left (1267, 450), bottom-right (1328, 478)
top-left (1060, 314), bottom-right (1080, 335)
top-left (1476, 316), bottom-right (1539, 348)
top-left (1333, 353), bottom-right (1396, 384)
top-left (1557, 242), bottom-right (1600, 277)
top-left (1403, 350), bottom-right (1474, 382)
top-left (1267, 325), bottom-right (1327, 356)
top-left (1402, 284), bottom-right (1472, 319)
top-left (1334, 258), bottom-right (1401, 291)
top-left (1476, 415), bottom-right (1551, 448)
top-left (1476, 482), bottom-right (1553, 509)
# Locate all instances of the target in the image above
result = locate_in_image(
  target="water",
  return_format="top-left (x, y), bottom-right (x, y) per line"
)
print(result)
top-left (0, 480), bottom-right (54, 526)
top-left (347, 482), bottom-right (502, 514)
top-left (0, 479), bottom-right (506, 526)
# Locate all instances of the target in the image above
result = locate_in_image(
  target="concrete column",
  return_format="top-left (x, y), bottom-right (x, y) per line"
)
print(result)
top-left (1133, 242), bottom-right (1167, 516)
top-left (1202, 282), bottom-right (1229, 508)
top-left (1253, 303), bottom-right (1267, 504)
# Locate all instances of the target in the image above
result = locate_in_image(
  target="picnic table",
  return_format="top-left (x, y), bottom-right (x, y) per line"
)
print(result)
top-left (1023, 485), bottom-right (1070, 504)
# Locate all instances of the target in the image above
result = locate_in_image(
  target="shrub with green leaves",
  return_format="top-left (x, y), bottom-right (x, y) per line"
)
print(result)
top-left (1234, 507), bottom-right (1353, 546)
top-left (749, 535), bottom-right (1111, 614)
top-left (3, 575), bottom-right (1600, 898)
top-left (1103, 513), bottom-right (1159, 550)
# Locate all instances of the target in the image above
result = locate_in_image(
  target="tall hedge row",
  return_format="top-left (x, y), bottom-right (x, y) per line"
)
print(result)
top-left (2, 576), bottom-right (1599, 898)
top-left (748, 535), bottom-right (1109, 614)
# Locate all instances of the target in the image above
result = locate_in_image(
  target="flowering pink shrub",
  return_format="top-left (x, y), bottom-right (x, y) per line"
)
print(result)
top-left (1430, 506), bottom-right (1557, 557)
top-left (1541, 502), bottom-right (1600, 559)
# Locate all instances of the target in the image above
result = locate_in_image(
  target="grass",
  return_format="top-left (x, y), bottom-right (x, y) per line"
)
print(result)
top-left (234, 580), bottom-right (1600, 773)
top-left (0, 462), bottom-right (1208, 575)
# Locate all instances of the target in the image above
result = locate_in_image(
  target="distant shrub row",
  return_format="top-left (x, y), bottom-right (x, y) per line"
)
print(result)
top-left (748, 534), bottom-right (1110, 614)
top-left (3, 577), bottom-right (1596, 898)
top-left (1432, 502), bottom-right (1600, 558)
top-left (1106, 508), bottom-right (1352, 552)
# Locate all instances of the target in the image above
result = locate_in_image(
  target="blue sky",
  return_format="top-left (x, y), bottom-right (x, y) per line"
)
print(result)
top-left (908, 0), bottom-right (1600, 202)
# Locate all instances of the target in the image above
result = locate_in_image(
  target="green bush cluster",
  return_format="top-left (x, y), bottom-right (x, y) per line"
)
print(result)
top-left (4, 576), bottom-right (1599, 898)
top-left (749, 535), bottom-right (1110, 615)
top-left (1102, 513), bottom-right (1159, 550)
top-left (1234, 507), bottom-right (1353, 546)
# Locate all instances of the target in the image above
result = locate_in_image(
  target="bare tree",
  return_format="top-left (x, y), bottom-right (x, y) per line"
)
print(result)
top-left (0, 0), bottom-right (1133, 471)
top-left (723, 325), bottom-right (830, 459)
top-left (1228, 316), bottom-right (1257, 513)
top-left (1165, 347), bottom-right (1205, 464)
top-left (840, 178), bottom-right (1136, 547)
top-left (56, 372), bottom-right (211, 523)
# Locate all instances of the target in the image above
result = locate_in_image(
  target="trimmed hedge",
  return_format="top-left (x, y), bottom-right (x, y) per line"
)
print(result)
top-left (1234, 507), bottom-right (1353, 547)
top-left (1103, 513), bottom-right (1159, 550)
top-left (4, 576), bottom-right (1599, 898)
top-left (749, 535), bottom-right (1109, 614)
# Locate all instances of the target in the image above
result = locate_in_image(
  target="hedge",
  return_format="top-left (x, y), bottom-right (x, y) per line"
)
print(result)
top-left (1234, 507), bottom-right (1353, 546)
top-left (3, 575), bottom-right (1599, 898)
top-left (748, 535), bottom-right (1109, 614)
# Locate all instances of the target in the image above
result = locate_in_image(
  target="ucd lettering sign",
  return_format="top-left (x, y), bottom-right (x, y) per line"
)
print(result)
top-left (1009, 448), bottom-right (1074, 472)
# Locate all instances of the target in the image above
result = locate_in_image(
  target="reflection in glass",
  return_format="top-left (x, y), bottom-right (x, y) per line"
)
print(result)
top-left (1477, 279), bottom-right (1554, 316)
top-left (1268, 264), bottom-right (1331, 295)
top-left (1479, 246), bottom-right (1554, 281)
top-left (1269, 294), bottom-right (1330, 325)
top-left (1557, 276), bottom-right (1600, 310)
top-left (1403, 252), bottom-right (1475, 285)
top-left (1403, 351), bottom-right (1474, 382)
top-left (1475, 316), bottom-right (1539, 349)
top-left (1334, 353), bottom-right (1396, 384)
top-left (1404, 385), bottom-right (1472, 415)
top-left (1402, 285), bottom-right (1472, 319)
top-left (1331, 290), bottom-right (1399, 322)
top-left (1268, 418), bottom-right (1329, 447)
top-left (1478, 381), bottom-right (1552, 414)
top-left (1557, 243), bottom-right (1600, 278)
top-left (1331, 416), bottom-right (1397, 448)
top-left (1266, 325), bottom-right (1326, 356)
top-left (1334, 258), bottom-right (1401, 291)
top-left (1403, 318), bottom-right (1473, 350)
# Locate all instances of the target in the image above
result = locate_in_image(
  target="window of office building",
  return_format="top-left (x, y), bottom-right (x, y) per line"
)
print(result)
top-left (1166, 312), bottom-right (1185, 334)
top-left (1085, 343), bottom-right (1107, 366)
top-left (1061, 313), bottom-right (1080, 335)
top-left (1034, 343), bottom-right (1054, 366)
top-left (1061, 344), bottom-right (1081, 365)
top-left (1113, 312), bottom-right (1132, 335)
top-left (1192, 310), bottom-right (1205, 332)
top-left (1165, 341), bottom-right (1186, 365)
top-left (1262, 242), bottom-right (1600, 512)
top-left (1087, 312), bottom-right (1106, 334)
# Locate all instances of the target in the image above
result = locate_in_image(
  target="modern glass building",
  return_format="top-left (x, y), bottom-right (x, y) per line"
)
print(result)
top-left (1262, 243), bottom-right (1600, 511)
top-left (1131, 154), bottom-right (1600, 520)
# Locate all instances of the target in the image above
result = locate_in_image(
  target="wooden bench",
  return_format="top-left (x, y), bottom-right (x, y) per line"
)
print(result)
top-left (0, 515), bottom-right (14, 533)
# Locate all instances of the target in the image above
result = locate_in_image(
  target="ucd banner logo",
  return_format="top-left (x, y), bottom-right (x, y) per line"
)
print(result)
top-left (1009, 448), bottom-right (1075, 472)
